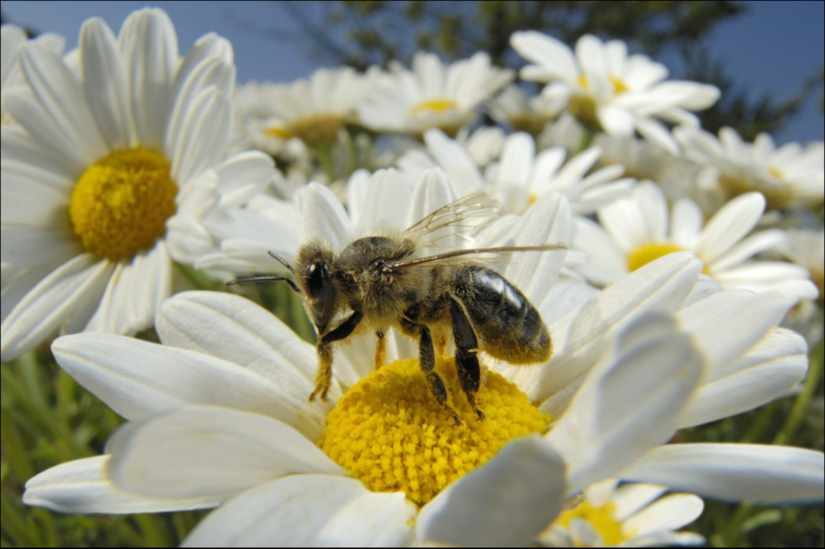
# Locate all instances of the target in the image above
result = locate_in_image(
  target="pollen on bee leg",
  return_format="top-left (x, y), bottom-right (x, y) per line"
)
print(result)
top-left (374, 330), bottom-right (386, 370)
top-left (317, 357), bottom-right (551, 505)
top-left (310, 345), bottom-right (334, 402)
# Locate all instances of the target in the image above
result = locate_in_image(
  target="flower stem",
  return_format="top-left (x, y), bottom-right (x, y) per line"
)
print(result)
top-left (773, 333), bottom-right (824, 446)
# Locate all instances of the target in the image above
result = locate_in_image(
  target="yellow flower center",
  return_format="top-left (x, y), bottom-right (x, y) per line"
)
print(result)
top-left (567, 93), bottom-right (600, 131)
top-left (610, 75), bottom-right (629, 94)
top-left (317, 357), bottom-right (551, 505)
top-left (69, 148), bottom-right (177, 260)
top-left (511, 114), bottom-right (552, 136)
top-left (553, 501), bottom-right (626, 545)
top-left (627, 243), bottom-right (686, 272)
top-left (411, 99), bottom-right (459, 118)
top-left (292, 114), bottom-right (347, 146)
top-left (768, 165), bottom-right (784, 180)
top-left (264, 124), bottom-right (293, 140)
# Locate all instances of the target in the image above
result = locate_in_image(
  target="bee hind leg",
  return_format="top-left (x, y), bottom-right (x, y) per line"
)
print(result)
top-left (309, 310), bottom-right (362, 402)
top-left (449, 297), bottom-right (485, 421)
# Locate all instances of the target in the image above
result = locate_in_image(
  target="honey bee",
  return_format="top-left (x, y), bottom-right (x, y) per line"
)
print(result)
top-left (228, 194), bottom-right (564, 425)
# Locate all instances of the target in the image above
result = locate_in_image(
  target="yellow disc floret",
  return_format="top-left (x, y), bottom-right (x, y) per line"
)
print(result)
top-left (318, 357), bottom-right (551, 505)
top-left (627, 243), bottom-right (686, 272)
top-left (553, 500), bottom-right (626, 545)
top-left (411, 99), bottom-right (459, 117)
top-left (69, 148), bottom-right (177, 261)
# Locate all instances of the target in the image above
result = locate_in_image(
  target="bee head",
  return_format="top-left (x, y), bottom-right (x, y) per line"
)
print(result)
top-left (295, 243), bottom-right (338, 334)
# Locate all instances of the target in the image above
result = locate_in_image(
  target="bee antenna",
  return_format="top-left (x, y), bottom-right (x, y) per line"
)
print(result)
top-left (226, 275), bottom-right (302, 295)
top-left (268, 251), bottom-right (295, 273)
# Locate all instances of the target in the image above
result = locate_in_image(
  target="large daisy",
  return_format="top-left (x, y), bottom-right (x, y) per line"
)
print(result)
top-left (572, 181), bottom-right (819, 302)
top-left (1, 8), bottom-right (277, 361)
top-left (24, 174), bottom-right (822, 545)
top-left (675, 126), bottom-right (825, 211)
top-left (357, 52), bottom-right (513, 138)
top-left (511, 32), bottom-right (720, 154)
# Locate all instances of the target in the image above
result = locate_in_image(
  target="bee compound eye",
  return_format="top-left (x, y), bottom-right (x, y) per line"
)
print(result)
top-left (305, 261), bottom-right (327, 298)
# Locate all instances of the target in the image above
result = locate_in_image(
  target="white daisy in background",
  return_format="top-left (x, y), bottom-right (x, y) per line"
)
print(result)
top-left (22, 171), bottom-right (822, 545)
top-left (232, 67), bottom-right (371, 152)
top-left (511, 31), bottom-right (720, 154)
top-left (486, 132), bottom-right (635, 214)
top-left (1, 8), bottom-right (278, 362)
top-left (675, 126), bottom-right (825, 211)
top-left (594, 133), bottom-right (676, 183)
top-left (781, 228), bottom-right (825, 302)
top-left (572, 182), bottom-right (819, 302)
top-left (486, 83), bottom-right (565, 136)
top-left (357, 51), bottom-right (513, 138)
top-left (1, 25), bottom-right (66, 124)
top-left (537, 111), bottom-right (588, 154)
top-left (539, 479), bottom-right (704, 547)
top-left (456, 125), bottom-right (506, 168)
top-left (397, 128), bottom-right (634, 215)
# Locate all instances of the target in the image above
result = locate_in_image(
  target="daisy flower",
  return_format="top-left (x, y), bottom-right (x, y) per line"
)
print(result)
top-left (539, 479), bottom-right (704, 547)
top-left (676, 127), bottom-right (825, 211)
top-left (1, 24), bottom-right (65, 124)
top-left (1, 8), bottom-right (277, 361)
top-left (572, 182), bottom-right (819, 302)
top-left (357, 52), bottom-right (513, 138)
top-left (486, 84), bottom-right (565, 135)
top-left (24, 173), bottom-right (822, 545)
top-left (397, 128), bottom-right (634, 214)
top-left (780, 228), bottom-right (824, 302)
top-left (232, 67), bottom-right (370, 151)
top-left (511, 32), bottom-right (720, 154)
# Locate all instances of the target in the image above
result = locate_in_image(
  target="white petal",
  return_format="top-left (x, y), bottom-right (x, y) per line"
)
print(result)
top-left (346, 169), bottom-right (371, 224)
top-left (523, 252), bottom-right (702, 406)
top-left (546, 312), bottom-right (702, 491)
top-left (636, 182), bottom-right (668, 244)
top-left (80, 18), bottom-right (130, 149)
top-left (571, 216), bottom-right (628, 286)
top-left (416, 436), bottom-right (567, 547)
top-left (0, 124), bottom-right (75, 189)
top-left (23, 456), bottom-right (221, 514)
top-left (620, 444), bottom-right (824, 504)
top-left (423, 129), bottom-right (485, 194)
top-left (170, 87), bottom-right (231, 184)
top-left (107, 406), bottom-right (344, 499)
top-left (299, 182), bottom-right (356, 252)
top-left (182, 475), bottom-right (416, 547)
top-left (696, 193), bottom-right (765, 263)
top-left (622, 494), bottom-right (704, 538)
top-left (356, 169), bottom-right (412, 233)
top-left (51, 332), bottom-right (326, 439)
top-left (676, 289), bottom-right (795, 380)
top-left (155, 291), bottom-right (328, 403)
top-left (504, 192), bottom-right (572, 303)
top-left (1, 254), bottom-right (113, 362)
top-left (610, 483), bottom-right (668, 521)
top-left (119, 8), bottom-right (178, 149)
top-left (19, 46), bottom-right (108, 163)
top-left (635, 118), bottom-right (679, 155)
top-left (670, 199), bottom-right (703, 249)
top-left (510, 31), bottom-right (579, 84)
top-left (709, 229), bottom-right (787, 272)
top-left (497, 132), bottom-right (535, 186)
top-left (597, 105), bottom-right (634, 136)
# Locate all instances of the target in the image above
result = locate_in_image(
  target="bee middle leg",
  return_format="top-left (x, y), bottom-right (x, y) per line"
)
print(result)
top-left (403, 319), bottom-right (462, 426)
top-left (375, 329), bottom-right (386, 370)
top-left (449, 297), bottom-right (485, 421)
top-left (309, 310), bottom-right (362, 402)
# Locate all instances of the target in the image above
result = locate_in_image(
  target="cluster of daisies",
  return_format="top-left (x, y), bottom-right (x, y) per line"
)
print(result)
top-left (2, 8), bottom-right (823, 547)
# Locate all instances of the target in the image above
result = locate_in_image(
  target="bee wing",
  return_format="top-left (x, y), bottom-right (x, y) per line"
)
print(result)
top-left (405, 193), bottom-right (499, 251)
top-left (385, 244), bottom-right (568, 272)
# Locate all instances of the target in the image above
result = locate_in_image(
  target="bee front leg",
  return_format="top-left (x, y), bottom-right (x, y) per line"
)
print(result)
top-left (375, 329), bottom-right (386, 370)
top-left (419, 325), bottom-right (462, 426)
top-left (449, 297), bottom-right (485, 421)
top-left (310, 310), bottom-right (362, 402)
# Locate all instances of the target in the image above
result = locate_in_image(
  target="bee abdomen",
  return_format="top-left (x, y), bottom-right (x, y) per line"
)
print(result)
top-left (451, 266), bottom-right (551, 364)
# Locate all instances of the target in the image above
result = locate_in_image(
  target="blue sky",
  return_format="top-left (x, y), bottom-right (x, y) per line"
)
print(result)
top-left (3, 1), bottom-right (823, 143)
